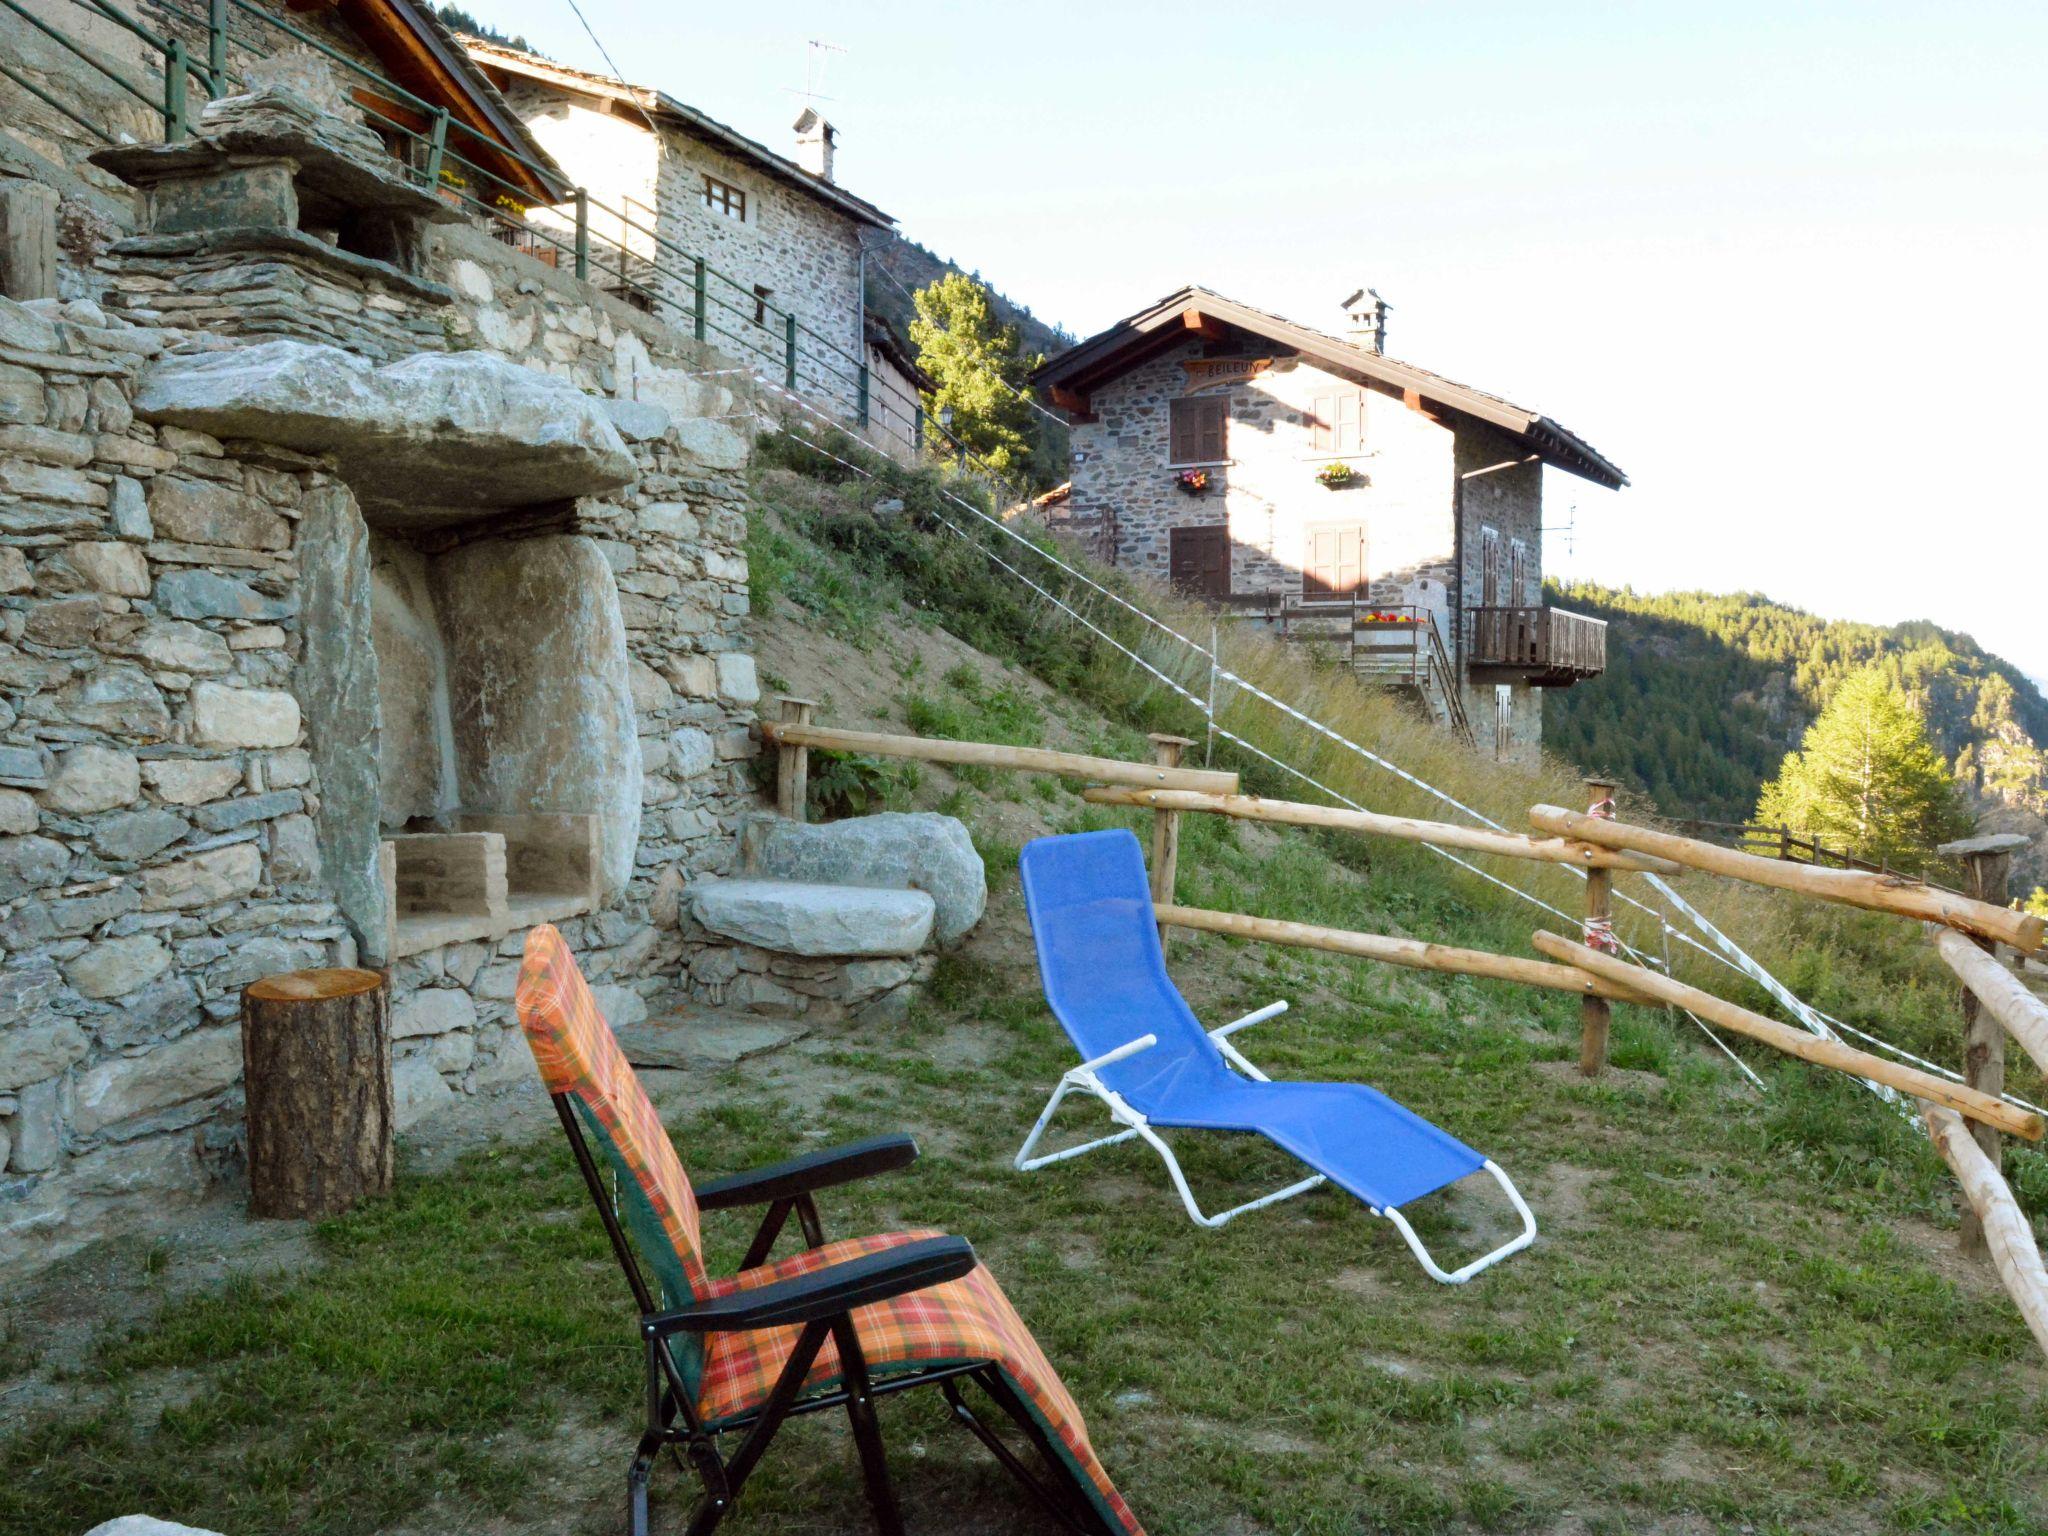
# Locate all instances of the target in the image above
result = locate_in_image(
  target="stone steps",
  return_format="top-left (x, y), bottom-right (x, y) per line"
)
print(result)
top-left (686, 877), bottom-right (935, 957)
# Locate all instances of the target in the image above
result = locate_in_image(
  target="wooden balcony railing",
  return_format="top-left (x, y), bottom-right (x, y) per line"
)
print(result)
top-left (1469, 605), bottom-right (1607, 685)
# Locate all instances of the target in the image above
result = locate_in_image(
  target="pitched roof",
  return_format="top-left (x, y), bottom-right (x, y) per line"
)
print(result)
top-left (1034, 285), bottom-right (1627, 489)
top-left (336, 0), bottom-right (568, 200)
top-left (864, 314), bottom-right (934, 393)
top-left (462, 39), bottom-right (895, 230)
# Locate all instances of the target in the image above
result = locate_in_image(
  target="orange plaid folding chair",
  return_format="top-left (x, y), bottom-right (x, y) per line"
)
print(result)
top-left (516, 925), bottom-right (1145, 1536)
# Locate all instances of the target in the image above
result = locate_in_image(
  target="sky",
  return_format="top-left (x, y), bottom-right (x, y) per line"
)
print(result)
top-left (469, 1), bottom-right (2048, 685)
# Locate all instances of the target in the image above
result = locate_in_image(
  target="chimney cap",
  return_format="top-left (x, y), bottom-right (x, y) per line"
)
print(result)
top-left (793, 106), bottom-right (836, 137)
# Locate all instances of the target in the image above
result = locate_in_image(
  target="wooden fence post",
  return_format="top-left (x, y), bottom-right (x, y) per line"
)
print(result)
top-left (1938, 832), bottom-right (2028, 1257)
top-left (775, 696), bottom-right (818, 821)
top-left (1579, 777), bottom-right (1618, 1077)
top-left (1148, 734), bottom-right (1192, 950)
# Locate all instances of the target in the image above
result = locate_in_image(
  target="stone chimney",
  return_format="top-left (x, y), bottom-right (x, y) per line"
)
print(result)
top-left (1340, 286), bottom-right (1390, 354)
top-left (793, 107), bottom-right (836, 183)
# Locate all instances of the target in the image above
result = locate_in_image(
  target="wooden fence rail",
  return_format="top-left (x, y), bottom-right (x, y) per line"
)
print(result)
top-left (1529, 805), bottom-right (2045, 955)
top-left (1932, 928), bottom-right (2048, 1081)
top-left (1157, 903), bottom-right (1658, 1003)
top-left (1083, 786), bottom-right (1681, 874)
top-left (760, 717), bottom-right (1240, 815)
top-left (1533, 930), bottom-right (2043, 1140)
top-left (1924, 1106), bottom-right (2048, 1360)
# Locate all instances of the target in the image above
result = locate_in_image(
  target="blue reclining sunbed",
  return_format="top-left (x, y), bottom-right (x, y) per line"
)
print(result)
top-left (1015, 829), bottom-right (1535, 1283)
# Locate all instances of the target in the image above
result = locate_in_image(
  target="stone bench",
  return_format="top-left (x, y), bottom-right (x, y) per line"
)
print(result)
top-left (686, 878), bottom-right (935, 958)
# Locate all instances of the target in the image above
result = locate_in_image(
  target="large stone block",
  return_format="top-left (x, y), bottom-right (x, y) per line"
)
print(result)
top-left (92, 808), bottom-right (190, 862)
top-left (139, 843), bottom-right (261, 910)
top-left (39, 745), bottom-right (141, 815)
top-left (133, 342), bottom-right (635, 524)
top-left (147, 474), bottom-right (291, 551)
top-left (53, 667), bottom-right (172, 736)
top-left (155, 569), bottom-right (297, 622)
top-left (84, 1513), bottom-right (226, 1536)
top-left (392, 986), bottom-right (477, 1039)
top-left (65, 542), bottom-right (151, 596)
top-left (432, 536), bottom-right (640, 897)
top-left (73, 1025), bottom-right (241, 1134)
top-left (0, 1020), bottom-right (89, 1092)
top-left (742, 813), bottom-right (986, 944)
top-left (0, 834), bottom-right (69, 899)
top-left (295, 481), bottom-right (383, 960)
top-left (190, 682), bottom-right (300, 748)
top-left (143, 758), bottom-right (244, 805)
top-left (687, 879), bottom-right (934, 957)
top-left (670, 416), bottom-right (750, 471)
top-left (64, 934), bottom-right (172, 999)
top-left (392, 1055), bottom-right (453, 1129)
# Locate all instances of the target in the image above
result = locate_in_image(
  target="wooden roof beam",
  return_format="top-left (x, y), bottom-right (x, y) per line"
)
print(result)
top-left (1181, 307), bottom-right (1228, 342)
top-left (1048, 385), bottom-right (1095, 422)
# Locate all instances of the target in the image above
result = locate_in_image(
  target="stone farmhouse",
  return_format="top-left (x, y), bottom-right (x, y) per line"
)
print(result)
top-left (461, 39), bottom-right (925, 456)
top-left (1033, 286), bottom-right (1627, 757)
top-left (0, 0), bottom-right (969, 1268)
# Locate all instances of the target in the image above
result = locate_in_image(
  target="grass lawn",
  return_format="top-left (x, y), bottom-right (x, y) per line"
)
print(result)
top-left (5, 813), bottom-right (2044, 1535)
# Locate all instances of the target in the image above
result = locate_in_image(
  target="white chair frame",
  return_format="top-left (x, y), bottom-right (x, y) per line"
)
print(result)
top-left (1013, 1000), bottom-right (1538, 1284)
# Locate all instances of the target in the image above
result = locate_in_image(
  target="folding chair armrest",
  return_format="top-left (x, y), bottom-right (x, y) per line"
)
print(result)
top-left (1210, 1000), bottom-right (1287, 1042)
top-left (696, 1133), bottom-right (919, 1210)
top-left (645, 1236), bottom-right (977, 1334)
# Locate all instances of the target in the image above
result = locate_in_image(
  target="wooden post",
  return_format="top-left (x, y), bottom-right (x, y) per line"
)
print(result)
top-left (1579, 777), bottom-right (1617, 1077)
top-left (775, 696), bottom-right (818, 821)
top-left (1148, 734), bottom-right (1192, 951)
top-left (1938, 832), bottom-right (2027, 1256)
top-left (241, 968), bottom-right (393, 1219)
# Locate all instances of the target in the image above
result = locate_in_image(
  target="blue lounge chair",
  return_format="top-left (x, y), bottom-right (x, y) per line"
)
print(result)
top-left (1015, 829), bottom-right (1535, 1284)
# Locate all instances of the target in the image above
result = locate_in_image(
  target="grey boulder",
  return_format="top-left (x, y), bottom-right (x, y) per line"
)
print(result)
top-left (740, 811), bottom-right (986, 944)
top-left (687, 879), bottom-right (934, 957)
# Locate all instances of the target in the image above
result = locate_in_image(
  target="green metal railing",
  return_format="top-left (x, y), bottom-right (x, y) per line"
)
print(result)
top-left (1, 0), bottom-right (1022, 494)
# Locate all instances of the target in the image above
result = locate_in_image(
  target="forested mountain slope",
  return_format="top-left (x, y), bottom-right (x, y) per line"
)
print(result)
top-left (1546, 584), bottom-right (2048, 824)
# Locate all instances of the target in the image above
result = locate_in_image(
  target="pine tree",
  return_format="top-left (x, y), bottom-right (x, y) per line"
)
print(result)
top-left (1754, 665), bottom-right (1972, 872)
top-left (908, 272), bottom-right (1040, 482)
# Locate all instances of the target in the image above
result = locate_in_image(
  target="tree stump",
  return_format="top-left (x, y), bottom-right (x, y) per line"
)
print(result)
top-left (241, 968), bottom-right (394, 1219)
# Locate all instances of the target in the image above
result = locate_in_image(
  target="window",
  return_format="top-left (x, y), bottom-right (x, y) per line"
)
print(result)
top-left (752, 284), bottom-right (772, 327)
top-left (1168, 396), bottom-right (1227, 464)
top-left (1308, 387), bottom-right (1366, 456)
top-left (1168, 525), bottom-right (1231, 597)
top-left (703, 174), bottom-right (746, 221)
top-left (1303, 524), bottom-right (1365, 599)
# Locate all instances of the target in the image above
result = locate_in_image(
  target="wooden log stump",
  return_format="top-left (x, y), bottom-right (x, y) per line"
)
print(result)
top-left (242, 967), bottom-right (394, 1219)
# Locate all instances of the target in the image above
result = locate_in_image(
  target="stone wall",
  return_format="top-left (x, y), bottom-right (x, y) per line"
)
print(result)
top-left (1064, 339), bottom-right (1459, 604)
top-left (649, 128), bottom-right (867, 420)
top-left (0, 294), bottom-right (355, 1259)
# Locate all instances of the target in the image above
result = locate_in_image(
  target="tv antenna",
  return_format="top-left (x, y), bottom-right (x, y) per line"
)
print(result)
top-left (1542, 504), bottom-right (1579, 558)
top-left (781, 39), bottom-right (845, 109)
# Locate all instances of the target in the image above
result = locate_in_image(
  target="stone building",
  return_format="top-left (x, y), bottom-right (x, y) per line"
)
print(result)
top-left (0, 4), bottom-right (970, 1269)
top-left (1033, 286), bottom-right (1627, 756)
top-left (461, 40), bottom-right (913, 445)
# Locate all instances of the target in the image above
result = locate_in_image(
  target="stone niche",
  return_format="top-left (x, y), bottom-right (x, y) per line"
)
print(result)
top-left (368, 530), bottom-right (640, 958)
top-left (133, 331), bottom-right (643, 965)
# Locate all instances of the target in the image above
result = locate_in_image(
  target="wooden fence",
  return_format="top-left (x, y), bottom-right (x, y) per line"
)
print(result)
top-left (764, 703), bottom-right (2048, 1357)
top-left (1670, 816), bottom-right (1962, 891)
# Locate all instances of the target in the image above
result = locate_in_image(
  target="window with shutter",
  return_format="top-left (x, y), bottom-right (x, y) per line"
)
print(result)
top-left (1169, 396), bottom-right (1228, 465)
top-left (1308, 388), bottom-right (1366, 455)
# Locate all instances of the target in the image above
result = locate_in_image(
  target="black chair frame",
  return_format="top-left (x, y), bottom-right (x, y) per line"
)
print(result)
top-left (553, 1094), bottom-right (1117, 1536)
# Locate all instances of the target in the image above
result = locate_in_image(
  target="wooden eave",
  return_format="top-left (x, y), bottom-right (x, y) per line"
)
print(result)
top-left (335, 0), bottom-right (565, 202)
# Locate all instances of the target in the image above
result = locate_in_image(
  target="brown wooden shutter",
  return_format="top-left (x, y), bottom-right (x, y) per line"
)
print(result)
top-left (1480, 529), bottom-right (1501, 605)
top-left (1169, 398), bottom-right (1195, 463)
top-left (1169, 525), bottom-right (1231, 596)
top-left (1197, 397), bottom-right (1226, 462)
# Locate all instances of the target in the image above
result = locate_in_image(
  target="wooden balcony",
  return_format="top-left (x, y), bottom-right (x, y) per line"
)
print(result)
top-left (1468, 606), bottom-right (1607, 687)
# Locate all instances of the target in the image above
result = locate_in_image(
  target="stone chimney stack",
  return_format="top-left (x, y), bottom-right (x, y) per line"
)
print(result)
top-left (793, 108), bottom-right (837, 183)
top-left (1341, 286), bottom-right (1390, 354)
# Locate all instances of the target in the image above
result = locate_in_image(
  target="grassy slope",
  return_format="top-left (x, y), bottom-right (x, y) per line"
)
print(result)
top-left (4, 441), bottom-right (2046, 1536)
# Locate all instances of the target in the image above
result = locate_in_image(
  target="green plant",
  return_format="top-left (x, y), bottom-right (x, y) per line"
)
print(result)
top-left (1315, 461), bottom-right (1355, 487)
top-left (806, 751), bottom-right (918, 819)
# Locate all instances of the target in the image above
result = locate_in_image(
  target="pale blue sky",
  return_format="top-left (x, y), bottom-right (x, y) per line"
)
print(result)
top-left (471, 1), bottom-right (2048, 682)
